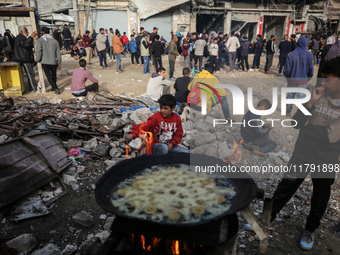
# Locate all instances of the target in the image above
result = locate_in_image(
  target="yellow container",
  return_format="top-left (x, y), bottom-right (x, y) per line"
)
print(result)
top-left (0, 62), bottom-right (25, 97)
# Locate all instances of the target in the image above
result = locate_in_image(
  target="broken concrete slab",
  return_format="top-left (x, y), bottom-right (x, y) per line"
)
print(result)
top-left (95, 230), bottom-right (111, 243)
top-left (96, 143), bottom-right (111, 156)
top-left (31, 243), bottom-right (61, 255)
top-left (6, 234), bottom-right (37, 253)
top-left (61, 174), bottom-right (77, 186)
top-left (61, 244), bottom-right (77, 255)
top-left (72, 211), bottom-right (94, 228)
top-left (103, 216), bottom-right (115, 231)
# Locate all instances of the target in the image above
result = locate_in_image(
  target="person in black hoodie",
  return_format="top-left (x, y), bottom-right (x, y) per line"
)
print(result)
top-left (250, 34), bottom-right (263, 71)
top-left (238, 35), bottom-right (252, 72)
top-left (240, 99), bottom-right (276, 157)
top-left (13, 26), bottom-right (38, 91)
top-left (264, 34), bottom-right (276, 74)
top-left (151, 34), bottom-right (164, 73)
top-left (62, 24), bottom-right (72, 51)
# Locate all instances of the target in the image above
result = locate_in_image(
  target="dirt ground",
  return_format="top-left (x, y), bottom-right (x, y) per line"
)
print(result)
top-left (2, 54), bottom-right (340, 255)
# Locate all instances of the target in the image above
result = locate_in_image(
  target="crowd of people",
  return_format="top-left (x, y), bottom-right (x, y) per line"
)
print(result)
top-left (1, 21), bottom-right (340, 253)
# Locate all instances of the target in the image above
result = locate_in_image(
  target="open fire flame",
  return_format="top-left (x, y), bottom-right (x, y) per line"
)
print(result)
top-left (135, 235), bottom-right (182, 254)
top-left (125, 123), bottom-right (153, 159)
top-left (225, 140), bottom-right (244, 166)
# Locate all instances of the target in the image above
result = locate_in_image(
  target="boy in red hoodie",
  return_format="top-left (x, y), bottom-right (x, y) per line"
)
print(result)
top-left (124, 94), bottom-right (189, 154)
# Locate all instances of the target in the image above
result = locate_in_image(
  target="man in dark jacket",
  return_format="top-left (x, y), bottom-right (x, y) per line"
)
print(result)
top-left (151, 34), bottom-right (164, 72)
top-left (278, 35), bottom-right (292, 75)
top-left (264, 34), bottom-right (276, 74)
top-left (62, 24), bottom-right (72, 51)
top-left (174, 67), bottom-right (191, 103)
top-left (290, 34), bottom-right (297, 52)
top-left (53, 26), bottom-right (62, 49)
top-left (238, 35), bottom-right (252, 72)
top-left (284, 36), bottom-right (313, 115)
top-left (250, 34), bottom-right (263, 71)
top-left (189, 33), bottom-right (197, 69)
top-left (13, 26), bottom-right (38, 91)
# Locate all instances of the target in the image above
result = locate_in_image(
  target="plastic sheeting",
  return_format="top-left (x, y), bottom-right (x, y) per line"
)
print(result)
top-left (131, 0), bottom-right (189, 19)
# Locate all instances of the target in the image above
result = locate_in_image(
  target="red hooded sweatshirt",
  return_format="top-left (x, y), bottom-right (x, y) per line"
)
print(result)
top-left (129, 112), bottom-right (183, 149)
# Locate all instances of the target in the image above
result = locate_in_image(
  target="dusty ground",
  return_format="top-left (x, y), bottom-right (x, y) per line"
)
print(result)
top-left (1, 54), bottom-right (340, 255)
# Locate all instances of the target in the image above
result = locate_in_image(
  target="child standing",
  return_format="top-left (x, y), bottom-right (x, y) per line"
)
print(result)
top-left (240, 99), bottom-right (277, 157)
top-left (124, 94), bottom-right (189, 155)
top-left (129, 35), bottom-right (139, 65)
top-left (209, 38), bottom-right (219, 72)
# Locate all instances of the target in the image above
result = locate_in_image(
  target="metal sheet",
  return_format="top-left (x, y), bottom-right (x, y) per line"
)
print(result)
top-left (93, 10), bottom-right (127, 34)
top-left (36, 0), bottom-right (72, 14)
top-left (141, 12), bottom-right (172, 42)
top-left (0, 133), bottom-right (70, 208)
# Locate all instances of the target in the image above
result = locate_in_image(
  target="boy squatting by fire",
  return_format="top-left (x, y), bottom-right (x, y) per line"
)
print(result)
top-left (269, 56), bottom-right (340, 251)
top-left (124, 94), bottom-right (189, 155)
top-left (240, 99), bottom-right (277, 157)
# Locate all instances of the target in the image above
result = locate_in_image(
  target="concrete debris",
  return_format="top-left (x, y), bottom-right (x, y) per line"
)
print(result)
top-left (62, 174), bottom-right (78, 186)
top-left (72, 211), bottom-right (94, 228)
top-left (103, 216), bottom-right (115, 231)
top-left (61, 244), bottom-right (78, 255)
top-left (95, 230), bottom-right (111, 243)
top-left (9, 196), bottom-right (50, 221)
top-left (31, 243), bottom-right (61, 255)
top-left (6, 234), bottom-right (37, 253)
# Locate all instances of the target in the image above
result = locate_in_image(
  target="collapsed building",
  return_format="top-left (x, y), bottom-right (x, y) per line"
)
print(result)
top-left (0, 0), bottom-right (339, 42)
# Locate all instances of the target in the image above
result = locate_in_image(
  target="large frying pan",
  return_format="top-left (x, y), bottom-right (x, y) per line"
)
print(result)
top-left (95, 153), bottom-right (257, 227)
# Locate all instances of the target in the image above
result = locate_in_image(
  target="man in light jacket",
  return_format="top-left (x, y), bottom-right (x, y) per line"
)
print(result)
top-left (168, 35), bottom-right (179, 80)
top-left (193, 36), bottom-right (207, 71)
top-left (36, 26), bottom-right (61, 94)
top-left (146, 67), bottom-right (172, 101)
top-left (225, 31), bottom-right (240, 74)
top-left (96, 28), bottom-right (108, 69)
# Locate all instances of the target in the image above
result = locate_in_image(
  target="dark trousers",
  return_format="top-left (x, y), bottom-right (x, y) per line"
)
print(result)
top-left (252, 52), bottom-right (261, 69)
top-left (72, 83), bottom-right (99, 97)
top-left (271, 155), bottom-right (335, 232)
top-left (42, 64), bottom-right (58, 90)
top-left (99, 51), bottom-right (107, 67)
top-left (131, 52), bottom-right (139, 64)
top-left (169, 60), bottom-right (175, 78)
top-left (154, 56), bottom-right (162, 73)
top-left (22, 62), bottom-right (38, 90)
top-left (194, 55), bottom-right (203, 71)
top-left (64, 40), bottom-right (71, 51)
top-left (189, 52), bottom-right (195, 69)
top-left (239, 55), bottom-right (249, 71)
top-left (210, 55), bottom-right (219, 71)
top-left (264, 53), bottom-right (274, 73)
top-left (279, 55), bottom-right (287, 73)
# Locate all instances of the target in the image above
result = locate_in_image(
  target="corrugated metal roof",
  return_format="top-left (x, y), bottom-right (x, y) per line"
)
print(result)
top-left (0, 133), bottom-right (71, 208)
top-left (36, 0), bottom-right (72, 14)
top-left (40, 13), bottom-right (74, 22)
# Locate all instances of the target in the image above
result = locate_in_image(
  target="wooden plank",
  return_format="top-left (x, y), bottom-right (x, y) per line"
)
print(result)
top-left (0, 0), bottom-right (23, 3)
top-left (259, 198), bottom-right (273, 254)
top-left (240, 207), bottom-right (267, 241)
top-left (29, 10), bottom-right (46, 94)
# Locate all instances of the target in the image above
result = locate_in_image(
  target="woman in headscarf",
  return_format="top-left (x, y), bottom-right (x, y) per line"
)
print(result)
top-left (316, 35), bottom-right (337, 87)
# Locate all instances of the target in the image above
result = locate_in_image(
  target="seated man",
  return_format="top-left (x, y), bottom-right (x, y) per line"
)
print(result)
top-left (188, 63), bottom-right (231, 120)
top-left (174, 67), bottom-right (191, 103)
top-left (146, 67), bottom-right (172, 101)
top-left (240, 99), bottom-right (276, 157)
top-left (71, 59), bottom-right (99, 97)
top-left (70, 45), bottom-right (82, 60)
top-left (124, 94), bottom-right (189, 155)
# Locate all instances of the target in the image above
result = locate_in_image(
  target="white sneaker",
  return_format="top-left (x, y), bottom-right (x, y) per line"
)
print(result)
top-left (255, 69), bottom-right (259, 71)
top-left (110, 59), bottom-right (113, 62)
top-left (249, 69), bottom-right (254, 71)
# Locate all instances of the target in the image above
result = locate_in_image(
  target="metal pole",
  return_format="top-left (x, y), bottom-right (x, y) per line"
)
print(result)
top-left (73, 0), bottom-right (79, 36)
top-left (85, 0), bottom-right (91, 32)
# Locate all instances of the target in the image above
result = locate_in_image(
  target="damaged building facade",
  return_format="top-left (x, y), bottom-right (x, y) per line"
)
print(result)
top-left (0, 0), bottom-right (340, 42)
